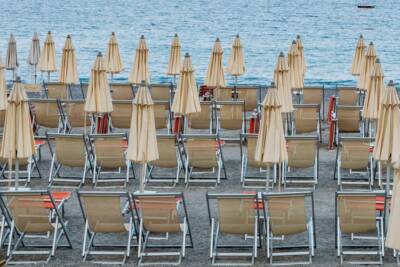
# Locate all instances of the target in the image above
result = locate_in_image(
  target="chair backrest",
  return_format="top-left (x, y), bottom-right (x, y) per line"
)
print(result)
top-left (184, 135), bottom-right (218, 168)
top-left (150, 84), bottom-right (171, 101)
top-left (302, 86), bottom-right (323, 105)
top-left (214, 87), bottom-right (233, 101)
top-left (244, 134), bottom-right (261, 167)
top-left (134, 194), bottom-right (182, 233)
top-left (294, 104), bottom-right (319, 133)
top-left (52, 134), bottom-right (87, 167)
top-left (91, 134), bottom-right (126, 169)
top-left (79, 192), bottom-right (128, 233)
top-left (47, 82), bottom-right (68, 99)
top-left (340, 138), bottom-right (371, 170)
top-left (0, 110), bottom-right (5, 128)
top-left (265, 193), bottom-right (308, 236)
top-left (218, 101), bottom-right (244, 130)
top-left (31, 99), bottom-right (61, 129)
top-left (110, 83), bottom-right (134, 100)
top-left (337, 87), bottom-right (359, 105)
top-left (111, 100), bottom-right (132, 129)
top-left (23, 83), bottom-right (42, 93)
top-left (287, 137), bottom-right (318, 168)
top-left (337, 192), bottom-right (381, 234)
top-left (189, 101), bottom-right (213, 130)
top-left (237, 87), bottom-right (259, 112)
top-left (337, 105), bottom-right (361, 133)
top-left (62, 100), bottom-right (91, 128)
top-left (153, 135), bottom-right (178, 168)
top-left (154, 101), bottom-right (170, 130)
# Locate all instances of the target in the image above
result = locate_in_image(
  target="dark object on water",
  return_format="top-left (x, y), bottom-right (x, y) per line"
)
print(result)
top-left (357, 4), bottom-right (375, 8)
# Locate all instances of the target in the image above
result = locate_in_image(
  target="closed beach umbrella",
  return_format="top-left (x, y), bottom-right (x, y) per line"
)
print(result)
top-left (0, 56), bottom-right (7, 110)
top-left (172, 53), bottom-right (201, 115)
top-left (6, 34), bottom-right (18, 79)
top-left (205, 38), bottom-right (226, 88)
top-left (288, 40), bottom-right (303, 90)
top-left (362, 58), bottom-right (385, 121)
top-left (128, 35), bottom-right (150, 84)
top-left (357, 42), bottom-right (377, 91)
top-left (59, 35), bottom-right (79, 85)
top-left (28, 32), bottom-right (41, 83)
top-left (0, 77), bottom-right (35, 189)
top-left (105, 32), bottom-right (124, 78)
top-left (227, 34), bottom-right (245, 84)
top-left (38, 31), bottom-right (57, 81)
top-left (273, 52), bottom-right (293, 114)
top-left (166, 34), bottom-right (181, 78)
top-left (127, 82), bottom-right (158, 192)
top-left (296, 35), bottom-right (306, 76)
top-left (386, 169), bottom-right (400, 250)
top-left (351, 34), bottom-right (366, 75)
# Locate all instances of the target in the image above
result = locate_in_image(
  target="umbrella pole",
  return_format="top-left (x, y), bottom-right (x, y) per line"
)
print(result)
top-left (48, 72), bottom-right (51, 83)
top-left (266, 165), bottom-right (270, 192)
top-left (140, 162), bottom-right (146, 192)
top-left (386, 163), bottom-right (391, 193)
top-left (34, 64), bottom-right (37, 84)
top-left (15, 159), bottom-right (19, 190)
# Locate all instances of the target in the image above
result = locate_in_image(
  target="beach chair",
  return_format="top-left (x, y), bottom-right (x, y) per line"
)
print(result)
top-left (0, 190), bottom-right (72, 265)
top-left (336, 191), bottom-right (385, 265)
top-left (46, 133), bottom-right (91, 188)
top-left (111, 100), bottom-right (132, 131)
top-left (22, 83), bottom-right (42, 93)
top-left (302, 86), bottom-right (324, 119)
top-left (146, 135), bottom-right (183, 187)
top-left (293, 104), bottom-right (321, 140)
top-left (216, 100), bottom-right (245, 134)
top-left (335, 105), bottom-right (364, 143)
top-left (154, 100), bottom-right (171, 132)
top-left (44, 82), bottom-right (70, 99)
top-left (214, 87), bottom-right (234, 101)
top-left (284, 136), bottom-right (319, 189)
top-left (132, 192), bottom-right (193, 266)
top-left (79, 81), bottom-right (88, 98)
top-left (182, 134), bottom-right (227, 186)
top-left (334, 137), bottom-right (373, 189)
top-left (206, 193), bottom-right (260, 265)
top-left (187, 101), bottom-right (214, 133)
top-left (263, 191), bottom-right (316, 265)
top-left (30, 99), bottom-right (65, 134)
top-left (237, 86), bottom-right (261, 112)
top-left (60, 99), bottom-right (92, 133)
top-left (77, 191), bottom-right (136, 264)
top-left (110, 83), bottom-right (135, 100)
top-left (337, 86), bottom-right (360, 105)
top-left (89, 133), bottom-right (134, 187)
top-left (150, 83), bottom-right (172, 102)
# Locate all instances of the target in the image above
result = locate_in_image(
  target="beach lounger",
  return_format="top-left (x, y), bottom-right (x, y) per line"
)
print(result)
top-left (302, 86), bottom-right (324, 119)
top-left (284, 136), bottom-right (319, 189)
top-left (154, 100), bottom-right (172, 133)
top-left (293, 104), bottom-right (321, 140)
top-left (46, 133), bottom-right (91, 188)
top-left (30, 99), bottom-right (65, 134)
top-left (334, 137), bottom-right (373, 189)
top-left (335, 105), bottom-right (364, 143)
top-left (44, 82), bottom-right (70, 100)
top-left (214, 87), bottom-right (234, 101)
top-left (206, 193), bottom-right (260, 265)
top-left (132, 192), bottom-right (193, 266)
top-left (182, 134), bottom-right (226, 186)
top-left (111, 100), bottom-right (133, 131)
top-left (336, 191), bottom-right (385, 265)
top-left (263, 191), bottom-right (316, 265)
top-left (22, 83), bottom-right (42, 93)
top-left (216, 100), bottom-right (246, 134)
top-left (60, 99), bottom-right (92, 133)
top-left (337, 86), bottom-right (360, 106)
top-left (150, 83), bottom-right (172, 102)
top-left (110, 83), bottom-right (135, 100)
top-left (188, 101), bottom-right (214, 133)
top-left (0, 190), bottom-right (72, 265)
top-left (77, 191), bottom-right (136, 265)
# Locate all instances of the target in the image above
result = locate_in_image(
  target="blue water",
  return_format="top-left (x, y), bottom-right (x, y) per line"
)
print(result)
top-left (1, 0), bottom-right (399, 88)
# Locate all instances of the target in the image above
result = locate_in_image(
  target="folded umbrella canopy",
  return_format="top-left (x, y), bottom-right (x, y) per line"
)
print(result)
top-left (38, 31), bottom-right (57, 81)
top-left (273, 52), bottom-right (293, 114)
top-left (296, 35), bottom-right (306, 77)
top-left (386, 169), bottom-right (400, 250)
top-left (357, 41), bottom-right (377, 91)
top-left (6, 34), bottom-right (18, 80)
top-left (205, 38), bottom-right (226, 89)
top-left (27, 32), bottom-right (40, 83)
top-left (105, 32), bottom-right (124, 81)
top-left (288, 40), bottom-right (303, 90)
top-left (351, 34), bottom-right (366, 75)
top-left (166, 33), bottom-right (181, 78)
top-left (129, 35), bottom-right (150, 84)
top-left (59, 35), bottom-right (79, 85)
top-left (127, 82), bottom-right (159, 192)
top-left (0, 77), bottom-right (35, 189)
top-left (0, 55), bottom-right (7, 111)
top-left (227, 34), bottom-right (245, 85)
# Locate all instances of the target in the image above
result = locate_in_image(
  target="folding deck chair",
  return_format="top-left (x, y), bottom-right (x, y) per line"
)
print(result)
top-left (293, 104), bottom-right (321, 140)
top-left (334, 137), bottom-right (373, 189)
top-left (60, 99), bottom-right (92, 133)
top-left (0, 190), bottom-right (72, 265)
top-left (44, 82), bottom-right (70, 99)
top-left (154, 100), bottom-right (172, 133)
top-left (263, 191), bottom-right (316, 265)
top-left (182, 134), bottom-right (227, 186)
top-left (111, 100), bottom-right (133, 131)
top-left (150, 84), bottom-right (172, 102)
top-left (132, 192), bottom-right (193, 266)
top-left (206, 193), bottom-right (260, 265)
top-left (336, 191), bottom-right (385, 265)
top-left (337, 86), bottom-right (360, 106)
top-left (110, 83), bottom-right (135, 100)
top-left (335, 105), bottom-right (364, 144)
top-left (216, 100), bottom-right (246, 135)
top-left (30, 99), bottom-right (65, 134)
top-left (302, 86), bottom-right (324, 119)
top-left (46, 133), bottom-right (91, 188)
top-left (187, 101), bottom-right (214, 133)
top-left (284, 136), bottom-right (319, 189)
top-left (77, 191), bottom-right (136, 264)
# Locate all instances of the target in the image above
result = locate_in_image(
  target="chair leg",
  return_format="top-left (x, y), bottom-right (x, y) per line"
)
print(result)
top-left (209, 218), bottom-right (214, 259)
top-left (182, 217), bottom-right (187, 258)
top-left (7, 221), bottom-right (14, 257)
top-left (51, 216), bottom-right (59, 256)
top-left (127, 217), bottom-right (132, 257)
top-left (82, 220), bottom-right (88, 257)
top-left (138, 218), bottom-right (143, 258)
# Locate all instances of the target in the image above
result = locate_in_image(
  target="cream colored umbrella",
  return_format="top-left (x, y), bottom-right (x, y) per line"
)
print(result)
top-left (0, 77), bottom-right (35, 189)
top-left (227, 34), bottom-right (245, 86)
top-left (351, 34), bottom-right (366, 75)
top-left (0, 55), bottom-right (7, 111)
top-left (386, 169), bottom-right (400, 250)
top-left (254, 83), bottom-right (287, 190)
top-left (357, 41), bottom-right (377, 91)
top-left (38, 31), bottom-right (57, 82)
top-left (59, 35), bottom-right (78, 98)
top-left (296, 35), bottom-right (306, 77)
top-left (166, 33), bottom-right (181, 84)
top-left (105, 32), bottom-right (124, 82)
top-left (362, 58), bottom-right (385, 136)
top-left (373, 80), bottom-right (400, 192)
top-left (205, 38), bottom-right (226, 89)
top-left (6, 34), bottom-right (18, 80)
top-left (27, 32), bottom-right (41, 83)
top-left (273, 52), bottom-right (293, 114)
top-left (127, 82), bottom-right (158, 192)
top-left (288, 40), bottom-right (303, 91)
top-left (128, 35), bottom-right (150, 84)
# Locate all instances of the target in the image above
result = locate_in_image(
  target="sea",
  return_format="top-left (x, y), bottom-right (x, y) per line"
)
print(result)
top-left (1, 0), bottom-right (399, 88)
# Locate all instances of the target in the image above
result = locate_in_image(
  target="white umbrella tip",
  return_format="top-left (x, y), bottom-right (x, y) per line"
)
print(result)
top-left (292, 40), bottom-right (296, 44)
top-left (48, 31), bottom-right (51, 34)
top-left (279, 52), bottom-right (284, 57)
top-left (216, 37), bottom-right (220, 42)
top-left (359, 34), bottom-right (363, 38)
top-left (111, 32), bottom-right (115, 35)
top-left (15, 76), bottom-right (22, 83)
top-left (140, 35), bottom-right (145, 39)
top-left (174, 33), bottom-right (178, 37)
top-left (140, 80), bottom-right (146, 86)
top-left (236, 34), bottom-right (240, 38)
top-left (185, 52), bottom-right (190, 57)
top-left (369, 41), bottom-right (373, 45)
top-left (67, 34), bottom-right (71, 38)
top-left (388, 80), bottom-right (394, 86)
top-left (270, 82), bottom-right (276, 88)
top-left (296, 35), bottom-right (301, 39)
top-left (97, 51), bottom-right (103, 57)
top-left (375, 58), bottom-right (380, 64)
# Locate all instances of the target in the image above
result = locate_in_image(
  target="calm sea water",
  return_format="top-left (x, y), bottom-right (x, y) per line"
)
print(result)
top-left (0, 0), bottom-right (399, 87)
